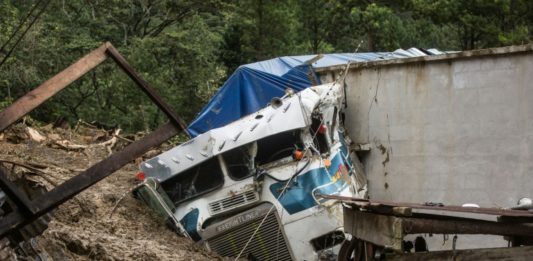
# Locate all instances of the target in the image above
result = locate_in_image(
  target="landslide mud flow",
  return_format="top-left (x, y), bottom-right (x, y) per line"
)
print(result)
top-left (0, 123), bottom-right (226, 260)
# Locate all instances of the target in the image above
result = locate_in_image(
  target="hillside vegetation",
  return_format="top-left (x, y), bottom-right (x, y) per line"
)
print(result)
top-left (1, 0), bottom-right (532, 133)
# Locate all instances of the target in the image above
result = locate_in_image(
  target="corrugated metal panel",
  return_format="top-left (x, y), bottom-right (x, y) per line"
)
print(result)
top-left (309, 48), bottom-right (446, 69)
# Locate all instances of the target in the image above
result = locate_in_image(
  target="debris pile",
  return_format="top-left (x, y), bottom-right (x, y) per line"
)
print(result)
top-left (0, 122), bottom-right (224, 260)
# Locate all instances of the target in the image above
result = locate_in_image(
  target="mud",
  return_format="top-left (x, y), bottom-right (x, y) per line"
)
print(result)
top-left (0, 124), bottom-right (225, 260)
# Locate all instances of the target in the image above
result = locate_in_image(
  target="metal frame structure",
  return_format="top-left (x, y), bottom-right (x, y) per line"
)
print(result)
top-left (318, 194), bottom-right (533, 260)
top-left (0, 42), bottom-right (187, 238)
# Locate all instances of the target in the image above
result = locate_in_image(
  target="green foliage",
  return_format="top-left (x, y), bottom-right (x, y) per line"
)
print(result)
top-left (0, 97), bottom-right (13, 110)
top-left (0, 0), bottom-right (532, 132)
top-left (350, 3), bottom-right (406, 50)
top-left (499, 25), bottom-right (529, 46)
top-left (221, 0), bottom-right (302, 72)
top-left (410, 0), bottom-right (533, 49)
top-left (0, 0), bottom-right (226, 132)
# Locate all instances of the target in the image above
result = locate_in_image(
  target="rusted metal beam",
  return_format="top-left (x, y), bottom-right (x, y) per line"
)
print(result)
top-left (0, 122), bottom-right (181, 237)
top-left (318, 194), bottom-right (533, 217)
top-left (105, 46), bottom-right (189, 135)
top-left (386, 245), bottom-right (533, 261)
top-left (0, 167), bottom-right (37, 214)
top-left (0, 42), bottom-right (188, 238)
top-left (0, 43), bottom-right (110, 132)
top-left (403, 216), bottom-right (533, 237)
top-left (343, 207), bottom-right (404, 251)
top-left (344, 207), bottom-right (533, 253)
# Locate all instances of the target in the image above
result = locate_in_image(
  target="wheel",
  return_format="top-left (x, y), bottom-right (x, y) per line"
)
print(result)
top-left (337, 236), bottom-right (364, 261)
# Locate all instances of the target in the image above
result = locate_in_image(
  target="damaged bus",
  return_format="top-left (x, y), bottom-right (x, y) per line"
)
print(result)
top-left (134, 82), bottom-right (367, 260)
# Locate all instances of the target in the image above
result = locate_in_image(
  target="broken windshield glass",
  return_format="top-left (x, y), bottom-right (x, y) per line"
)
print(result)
top-left (161, 157), bottom-right (224, 204)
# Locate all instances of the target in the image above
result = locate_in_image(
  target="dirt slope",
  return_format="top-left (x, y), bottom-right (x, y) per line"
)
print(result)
top-left (0, 124), bottom-right (225, 260)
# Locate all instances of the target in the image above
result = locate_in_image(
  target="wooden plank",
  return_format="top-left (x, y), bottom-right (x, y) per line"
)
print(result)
top-left (343, 207), bottom-right (404, 252)
top-left (387, 245), bottom-right (533, 261)
top-left (0, 43), bottom-right (110, 132)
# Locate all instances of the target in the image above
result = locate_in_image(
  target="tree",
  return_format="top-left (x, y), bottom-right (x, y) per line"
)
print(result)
top-left (410, 0), bottom-right (532, 50)
top-left (221, 0), bottom-right (301, 73)
top-left (0, 0), bottom-right (227, 131)
top-left (1, 0), bottom-right (532, 132)
top-left (296, 0), bottom-right (335, 54)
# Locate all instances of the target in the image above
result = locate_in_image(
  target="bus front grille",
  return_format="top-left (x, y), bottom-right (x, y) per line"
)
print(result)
top-left (205, 204), bottom-right (293, 260)
top-left (208, 190), bottom-right (258, 215)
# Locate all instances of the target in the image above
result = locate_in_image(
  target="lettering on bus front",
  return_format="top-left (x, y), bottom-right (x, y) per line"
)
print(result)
top-left (215, 210), bottom-right (261, 233)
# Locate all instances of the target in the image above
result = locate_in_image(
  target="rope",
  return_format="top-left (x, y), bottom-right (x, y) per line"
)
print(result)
top-left (234, 81), bottom-right (347, 259)
top-left (234, 150), bottom-right (312, 260)
top-left (107, 183), bottom-right (144, 219)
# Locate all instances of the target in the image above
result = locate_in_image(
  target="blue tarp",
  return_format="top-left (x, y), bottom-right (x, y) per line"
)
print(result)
top-left (186, 57), bottom-right (317, 137)
top-left (187, 49), bottom-right (441, 137)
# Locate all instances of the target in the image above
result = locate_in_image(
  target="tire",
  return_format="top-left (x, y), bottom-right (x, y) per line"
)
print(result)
top-left (337, 237), bottom-right (363, 261)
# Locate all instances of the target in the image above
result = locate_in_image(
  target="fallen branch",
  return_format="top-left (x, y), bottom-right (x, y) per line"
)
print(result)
top-left (0, 159), bottom-right (83, 178)
top-left (76, 119), bottom-right (98, 129)
top-left (0, 159), bottom-right (59, 190)
top-left (49, 162), bottom-right (85, 173)
top-left (74, 119), bottom-right (106, 132)
top-left (97, 129), bottom-right (119, 146)
top-left (25, 171), bottom-right (59, 187)
top-left (26, 127), bottom-right (47, 143)
top-left (98, 129), bottom-right (121, 155)
top-left (0, 159), bottom-right (49, 174)
top-left (115, 134), bottom-right (134, 143)
top-left (53, 140), bottom-right (88, 150)
top-left (0, 159), bottom-right (89, 212)
top-left (25, 161), bottom-right (49, 169)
